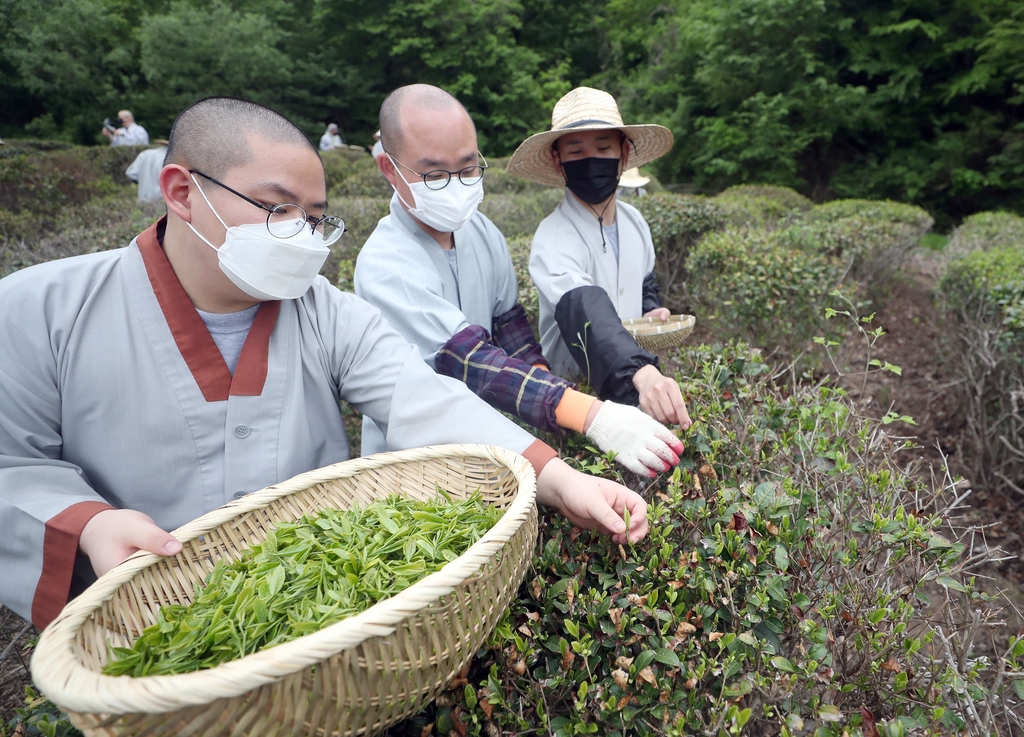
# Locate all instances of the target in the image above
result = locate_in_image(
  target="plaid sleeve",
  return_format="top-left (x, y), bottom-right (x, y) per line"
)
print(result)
top-left (435, 324), bottom-right (577, 434)
top-left (492, 304), bottom-right (547, 367)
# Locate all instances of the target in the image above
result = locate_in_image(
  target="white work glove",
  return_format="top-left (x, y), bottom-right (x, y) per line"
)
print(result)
top-left (585, 401), bottom-right (684, 477)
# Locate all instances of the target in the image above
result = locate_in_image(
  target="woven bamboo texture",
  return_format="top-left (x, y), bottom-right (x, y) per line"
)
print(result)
top-left (31, 444), bottom-right (538, 737)
top-left (622, 314), bottom-right (696, 351)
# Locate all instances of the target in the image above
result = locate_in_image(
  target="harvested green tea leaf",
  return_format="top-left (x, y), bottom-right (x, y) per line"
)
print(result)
top-left (104, 492), bottom-right (502, 676)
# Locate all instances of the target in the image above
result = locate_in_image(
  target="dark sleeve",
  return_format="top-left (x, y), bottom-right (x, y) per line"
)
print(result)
top-left (435, 324), bottom-right (576, 434)
top-left (492, 303), bottom-right (547, 367)
top-left (642, 272), bottom-right (663, 314)
top-left (554, 285), bottom-right (658, 405)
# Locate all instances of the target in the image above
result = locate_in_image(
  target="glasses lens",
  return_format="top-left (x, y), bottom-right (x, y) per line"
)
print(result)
top-left (267, 204), bottom-right (307, 238)
top-left (458, 166), bottom-right (485, 185)
top-left (318, 216), bottom-right (346, 245)
top-left (423, 171), bottom-right (451, 191)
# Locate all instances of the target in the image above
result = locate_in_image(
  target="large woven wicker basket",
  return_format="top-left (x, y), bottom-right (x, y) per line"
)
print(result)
top-left (31, 444), bottom-right (538, 737)
top-left (622, 314), bottom-right (696, 351)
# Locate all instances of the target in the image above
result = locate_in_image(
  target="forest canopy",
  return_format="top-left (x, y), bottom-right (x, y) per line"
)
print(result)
top-left (1, 0), bottom-right (1022, 220)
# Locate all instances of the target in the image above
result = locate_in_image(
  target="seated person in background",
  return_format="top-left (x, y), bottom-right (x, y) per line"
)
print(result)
top-left (103, 109), bottom-right (149, 147)
top-left (125, 140), bottom-right (168, 203)
top-left (507, 87), bottom-right (692, 429)
top-left (319, 123), bottom-right (344, 151)
top-left (354, 84), bottom-right (683, 478)
top-left (0, 96), bottom-right (650, 631)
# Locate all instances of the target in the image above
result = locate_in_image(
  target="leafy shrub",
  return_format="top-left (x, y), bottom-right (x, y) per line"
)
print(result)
top-left (713, 185), bottom-right (812, 230)
top-left (632, 193), bottom-right (725, 310)
top-left (793, 217), bottom-right (927, 290)
top-left (506, 235), bottom-right (539, 327)
top-left (0, 151), bottom-right (119, 216)
top-left (321, 149), bottom-right (380, 194)
top-left (479, 190), bottom-right (563, 240)
top-left (938, 245), bottom-right (1024, 497)
top-left (395, 341), bottom-right (1014, 737)
top-left (329, 196), bottom-right (390, 289)
top-left (1, 193), bottom-right (165, 278)
top-left (686, 227), bottom-right (844, 354)
top-left (946, 211), bottom-right (1024, 261)
top-left (808, 199), bottom-right (934, 234)
top-left (481, 157), bottom-right (552, 196)
top-left (327, 161), bottom-right (394, 199)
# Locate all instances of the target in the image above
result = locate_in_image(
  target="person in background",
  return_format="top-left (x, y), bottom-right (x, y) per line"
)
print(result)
top-left (319, 123), bottom-right (344, 151)
top-left (354, 84), bottom-right (683, 478)
top-left (0, 96), bottom-right (650, 630)
top-left (103, 110), bottom-right (149, 147)
top-left (125, 140), bottom-right (169, 203)
top-left (371, 130), bottom-right (384, 162)
top-left (507, 87), bottom-right (691, 429)
top-left (617, 167), bottom-right (650, 197)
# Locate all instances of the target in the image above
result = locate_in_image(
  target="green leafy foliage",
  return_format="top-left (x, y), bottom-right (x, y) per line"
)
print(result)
top-left (946, 210), bottom-right (1024, 260)
top-left (422, 342), bottom-right (996, 736)
top-left (686, 227), bottom-right (845, 354)
top-left (938, 244), bottom-right (1024, 497)
top-left (632, 193), bottom-right (726, 309)
top-left (713, 185), bottom-right (812, 230)
top-left (103, 493), bottom-right (503, 677)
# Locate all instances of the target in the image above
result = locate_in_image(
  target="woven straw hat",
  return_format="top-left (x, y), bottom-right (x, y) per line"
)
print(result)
top-left (619, 167), bottom-right (650, 188)
top-left (507, 87), bottom-right (673, 188)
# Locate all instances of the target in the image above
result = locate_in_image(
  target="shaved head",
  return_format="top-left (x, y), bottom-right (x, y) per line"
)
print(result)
top-left (165, 97), bottom-right (317, 181)
top-left (379, 84), bottom-right (472, 159)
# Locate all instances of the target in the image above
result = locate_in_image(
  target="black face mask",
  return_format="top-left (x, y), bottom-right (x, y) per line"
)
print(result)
top-left (561, 156), bottom-right (622, 204)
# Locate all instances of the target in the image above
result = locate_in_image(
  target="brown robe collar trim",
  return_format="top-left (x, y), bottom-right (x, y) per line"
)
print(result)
top-left (136, 217), bottom-right (280, 402)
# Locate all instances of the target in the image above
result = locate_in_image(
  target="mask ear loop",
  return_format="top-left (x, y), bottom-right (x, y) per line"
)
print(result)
top-left (384, 153), bottom-right (421, 214)
top-left (186, 173), bottom-right (232, 251)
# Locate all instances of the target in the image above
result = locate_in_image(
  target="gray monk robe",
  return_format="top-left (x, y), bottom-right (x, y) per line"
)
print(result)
top-left (0, 218), bottom-right (554, 628)
top-left (530, 191), bottom-right (657, 377)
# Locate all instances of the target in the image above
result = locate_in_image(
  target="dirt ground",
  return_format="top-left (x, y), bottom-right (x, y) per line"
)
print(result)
top-left (2, 247), bottom-right (1022, 727)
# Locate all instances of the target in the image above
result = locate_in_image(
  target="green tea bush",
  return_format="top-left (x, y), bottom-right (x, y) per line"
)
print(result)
top-left (685, 227), bottom-right (844, 355)
top-left (506, 235), bottom-right (539, 327)
top-left (400, 341), bottom-right (1016, 737)
top-left (0, 193), bottom-right (164, 278)
top-left (713, 185), bottom-right (812, 230)
top-left (320, 148), bottom-right (375, 193)
top-left (327, 161), bottom-right (394, 199)
top-left (632, 193), bottom-right (726, 310)
top-left (482, 157), bottom-right (551, 196)
top-left (946, 211), bottom-right (1024, 261)
top-left (809, 199), bottom-right (934, 233)
top-left (938, 245), bottom-right (1024, 498)
top-left (479, 190), bottom-right (563, 240)
top-left (330, 196), bottom-right (390, 291)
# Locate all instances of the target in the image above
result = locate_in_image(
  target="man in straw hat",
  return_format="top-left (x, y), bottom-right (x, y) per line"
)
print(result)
top-left (507, 87), bottom-right (691, 429)
top-left (618, 167), bottom-right (650, 197)
top-left (355, 84), bottom-right (683, 478)
top-left (0, 96), bottom-right (651, 630)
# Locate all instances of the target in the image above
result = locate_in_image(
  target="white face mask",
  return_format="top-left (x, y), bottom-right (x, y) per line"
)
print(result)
top-left (186, 174), bottom-right (330, 301)
top-left (389, 154), bottom-right (484, 232)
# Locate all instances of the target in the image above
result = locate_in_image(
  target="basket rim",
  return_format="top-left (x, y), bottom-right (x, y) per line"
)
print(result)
top-left (31, 444), bottom-right (536, 715)
top-left (621, 313), bottom-right (696, 336)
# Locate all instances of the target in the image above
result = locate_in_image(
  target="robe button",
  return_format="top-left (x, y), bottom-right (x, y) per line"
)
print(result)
top-left (619, 288), bottom-right (625, 295)
top-left (233, 491), bottom-right (248, 500)
top-left (233, 424), bottom-right (251, 438)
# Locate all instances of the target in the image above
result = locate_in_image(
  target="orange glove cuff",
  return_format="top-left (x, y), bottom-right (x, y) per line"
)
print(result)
top-left (554, 388), bottom-right (597, 434)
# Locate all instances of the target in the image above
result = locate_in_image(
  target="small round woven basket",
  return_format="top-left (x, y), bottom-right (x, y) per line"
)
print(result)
top-left (622, 314), bottom-right (696, 351)
top-left (31, 444), bottom-right (537, 737)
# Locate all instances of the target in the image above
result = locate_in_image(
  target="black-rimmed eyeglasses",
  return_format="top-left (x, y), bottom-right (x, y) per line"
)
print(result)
top-left (384, 152), bottom-right (488, 191)
top-left (189, 170), bottom-right (346, 245)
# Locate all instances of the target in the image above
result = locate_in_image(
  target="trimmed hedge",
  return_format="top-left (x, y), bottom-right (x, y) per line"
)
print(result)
top-left (946, 211), bottom-right (1024, 260)
top-left (713, 185), bottom-right (812, 230)
top-left (389, 341), bottom-right (1008, 737)
top-left (939, 243), bottom-right (1024, 496)
top-left (686, 226), bottom-right (844, 354)
top-left (479, 190), bottom-right (563, 240)
top-left (633, 193), bottom-right (725, 310)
